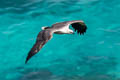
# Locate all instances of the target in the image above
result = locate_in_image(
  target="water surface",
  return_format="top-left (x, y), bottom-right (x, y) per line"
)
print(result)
top-left (0, 0), bottom-right (120, 80)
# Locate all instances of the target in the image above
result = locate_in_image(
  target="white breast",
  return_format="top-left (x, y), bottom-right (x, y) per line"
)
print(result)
top-left (58, 25), bottom-right (70, 33)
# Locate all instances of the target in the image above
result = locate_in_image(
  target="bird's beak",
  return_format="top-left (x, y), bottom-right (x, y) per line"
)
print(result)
top-left (69, 30), bottom-right (74, 34)
top-left (69, 32), bottom-right (74, 34)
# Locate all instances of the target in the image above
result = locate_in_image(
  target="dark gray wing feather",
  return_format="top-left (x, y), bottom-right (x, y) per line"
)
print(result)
top-left (71, 21), bottom-right (87, 35)
top-left (51, 21), bottom-right (68, 29)
top-left (25, 30), bottom-right (52, 63)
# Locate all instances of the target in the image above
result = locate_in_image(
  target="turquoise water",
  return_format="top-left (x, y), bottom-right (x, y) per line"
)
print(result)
top-left (0, 0), bottom-right (120, 80)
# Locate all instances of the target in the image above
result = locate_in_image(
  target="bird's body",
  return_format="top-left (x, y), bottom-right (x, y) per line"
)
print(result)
top-left (25, 20), bottom-right (87, 63)
top-left (42, 22), bottom-right (73, 34)
top-left (53, 26), bottom-right (72, 34)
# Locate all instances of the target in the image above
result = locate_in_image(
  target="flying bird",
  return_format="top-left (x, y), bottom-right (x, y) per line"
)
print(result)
top-left (25, 20), bottom-right (87, 63)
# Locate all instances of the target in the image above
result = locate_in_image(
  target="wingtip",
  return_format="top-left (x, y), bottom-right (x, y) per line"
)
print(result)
top-left (25, 61), bottom-right (27, 64)
top-left (25, 58), bottom-right (28, 64)
top-left (25, 51), bottom-right (36, 64)
top-left (25, 54), bottom-right (31, 64)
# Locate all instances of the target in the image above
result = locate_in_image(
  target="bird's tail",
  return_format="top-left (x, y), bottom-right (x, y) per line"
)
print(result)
top-left (41, 26), bottom-right (50, 30)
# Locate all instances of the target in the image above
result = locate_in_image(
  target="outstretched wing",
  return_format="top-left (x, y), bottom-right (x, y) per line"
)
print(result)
top-left (25, 30), bottom-right (53, 64)
top-left (51, 20), bottom-right (87, 35)
top-left (69, 20), bottom-right (87, 35)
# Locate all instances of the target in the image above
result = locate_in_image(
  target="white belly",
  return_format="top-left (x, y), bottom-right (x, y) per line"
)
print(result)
top-left (54, 26), bottom-right (71, 34)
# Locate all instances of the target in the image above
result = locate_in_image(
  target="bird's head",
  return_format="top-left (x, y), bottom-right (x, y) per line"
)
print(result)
top-left (41, 26), bottom-right (50, 30)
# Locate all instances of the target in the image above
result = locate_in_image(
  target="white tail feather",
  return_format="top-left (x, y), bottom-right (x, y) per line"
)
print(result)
top-left (42, 27), bottom-right (46, 30)
top-left (42, 26), bottom-right (48, 30)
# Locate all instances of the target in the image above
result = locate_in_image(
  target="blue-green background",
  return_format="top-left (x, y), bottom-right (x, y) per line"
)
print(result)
top-left (0, 0), bottom-right (120, 80)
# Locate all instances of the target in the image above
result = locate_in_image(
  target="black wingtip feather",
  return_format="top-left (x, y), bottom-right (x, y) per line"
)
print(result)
top-left (25, 42), bottom-right (40, 64)
top-left (71, 22), bottom-right (87, 35)
top-left (25, 57), bottom-right (28, 64)
top-left (25, 51), bottom-right (35, 64)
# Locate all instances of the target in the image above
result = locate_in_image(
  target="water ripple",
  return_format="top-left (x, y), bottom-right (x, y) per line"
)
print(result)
top-left (0, 0), bottom-right (120, 80)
